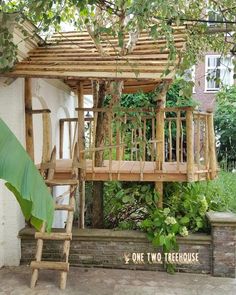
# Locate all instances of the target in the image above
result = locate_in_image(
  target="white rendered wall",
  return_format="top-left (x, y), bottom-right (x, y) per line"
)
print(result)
top-left (0, 78), bottom-right (75, 266)
top-left (0, 78), bottom-right (26, 266)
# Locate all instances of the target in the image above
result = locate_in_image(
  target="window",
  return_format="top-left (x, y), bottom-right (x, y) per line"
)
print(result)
top-left (183, 66), bottom-right (195, 93)
top-left (205, 55), bottom-right (233, 92)
top-left (207, 9), bottom-right (223, 27)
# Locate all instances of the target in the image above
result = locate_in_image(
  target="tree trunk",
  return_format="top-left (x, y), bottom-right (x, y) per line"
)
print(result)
top-left (92, 82), bottom-right (106, 228)
top-left (91, 81), bottom-right (123, 228)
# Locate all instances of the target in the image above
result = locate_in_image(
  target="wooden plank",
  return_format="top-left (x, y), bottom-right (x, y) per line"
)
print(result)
top-left (24, 77), bottom-right (34, 161)
top-left (5, 70), bottom-right (174, 80)
top-left (35, 39), bottom-right (185, 49)
top-left (35, 232), bottom-right (72, 240)
top-left (55, 204), bottom-right (74, 211)
top-left (20, 59), bottom-right (176, 66)
top-left (31, 41), bottom-right (184, 51)
top-left (31, 261), bottom-right (69, 272)
top-left (15, 64), bottom-right (174, 73)
top-left (26, 109), bottom-right (51, 114)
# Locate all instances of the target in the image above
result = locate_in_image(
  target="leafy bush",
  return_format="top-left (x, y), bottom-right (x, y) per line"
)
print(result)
top-left (103, 172), bottom-right (236, 272)
top-left (215, 86), bottom-right (236, 170)
top-left (104, 182), bottom-right (158, 230)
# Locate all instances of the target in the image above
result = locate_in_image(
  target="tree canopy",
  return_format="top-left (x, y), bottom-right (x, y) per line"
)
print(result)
top-left (0, 0), bottom-right (236, 81)
top-left (215, 85), bottom-right (236, 170)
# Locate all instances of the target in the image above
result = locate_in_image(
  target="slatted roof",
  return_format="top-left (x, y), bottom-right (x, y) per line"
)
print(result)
top-left (2, 26), bottom-right (186, 94)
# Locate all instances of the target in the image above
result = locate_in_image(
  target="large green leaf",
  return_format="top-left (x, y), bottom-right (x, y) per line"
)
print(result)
top-left (0, 118), bottom-right (54, 232)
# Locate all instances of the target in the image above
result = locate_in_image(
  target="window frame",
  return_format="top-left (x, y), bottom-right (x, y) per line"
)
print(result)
top-left (205, 55), bottom-right (233, 92)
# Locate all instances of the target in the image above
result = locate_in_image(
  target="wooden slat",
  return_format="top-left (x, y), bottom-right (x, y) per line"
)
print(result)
top-left (45, 179), bottom-right (78, 186)
top-left (15, 64), bottom-right (175, 73)
top-left (35, 232), bottom-right (72, 241)
top-left (5, 70), bottom-right (174, 80)
top-left (55, 204), bottom-right (74, 211)
top-left (30, 261), bottom-right (69, 272)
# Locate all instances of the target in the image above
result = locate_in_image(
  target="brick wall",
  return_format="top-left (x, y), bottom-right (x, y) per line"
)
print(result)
top-left (19, 228), bottom-right (211, 274)
top-left (19, 212), bottom-right (236, 277)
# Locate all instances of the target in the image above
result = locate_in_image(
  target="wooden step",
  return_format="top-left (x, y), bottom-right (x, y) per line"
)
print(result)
top-left (55, 204), bottom-right (74, 211)
top-left (35, 232), bottom-right (72, 241)
top-left (31, 261), bottom-right (69, 272)
top-left (45, 179), bottom-right (78, 186)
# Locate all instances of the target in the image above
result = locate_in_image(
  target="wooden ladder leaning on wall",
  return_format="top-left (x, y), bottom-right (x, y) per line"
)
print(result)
top-left (30, 143), bottom-right (81, 289)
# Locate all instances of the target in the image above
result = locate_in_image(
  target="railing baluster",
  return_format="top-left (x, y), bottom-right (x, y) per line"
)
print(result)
top-left (180, 120), bottom-right (184, 163)
top-left (108, 112), bottom-right (112, 180)
top-left (186, 110), bottom-right (194, 182)
top-left (151, 117), bottom-right (155, 161)
top-left (176, 111), bottom-right (180, 171)
top-left (168, 120), bottom-right (172, 162)
top-left (143, 118), bottom-right (146, 161)
top-left (196, 114), bottom-right (201, 170)
top-left (204, 115), bottom-right (209, 176)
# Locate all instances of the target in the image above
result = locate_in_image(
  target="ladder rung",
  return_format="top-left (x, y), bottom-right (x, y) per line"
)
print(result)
top-left (35, 232), bottom-right (72, 241)
top-left (31, 261), bottom-right (69, 272)
top-left (45, 179), bottom-right (78, 186)
top-left (55, 204), bottom-right (74, 211)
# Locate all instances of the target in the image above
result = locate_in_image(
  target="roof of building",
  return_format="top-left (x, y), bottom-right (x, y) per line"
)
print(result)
top-left (1, 26), bottom-right (186, 94)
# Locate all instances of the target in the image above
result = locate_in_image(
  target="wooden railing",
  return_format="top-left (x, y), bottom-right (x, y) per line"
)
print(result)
top-left (59, 106), bottom-right (217, 180)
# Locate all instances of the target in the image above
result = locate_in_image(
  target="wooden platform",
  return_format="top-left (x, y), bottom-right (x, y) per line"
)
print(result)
top-left (42, 159), bottom-right (209, 182)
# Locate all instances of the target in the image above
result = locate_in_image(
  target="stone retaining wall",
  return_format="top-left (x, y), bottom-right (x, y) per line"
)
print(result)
top-left (19, 228), bottom-right (211, 274)
top-left (19, 212), bottom-right (236, 277)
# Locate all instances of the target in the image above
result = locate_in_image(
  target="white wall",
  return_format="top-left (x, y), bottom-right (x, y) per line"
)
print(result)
top-left (0, 78), bottom-right (75, 266)
top-left (0, 78), bottom-right (25, 266)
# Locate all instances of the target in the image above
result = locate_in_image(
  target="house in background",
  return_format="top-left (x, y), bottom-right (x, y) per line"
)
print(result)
top-left (192, 8), bottom-right (235, 111)
top-left (193, 53), bottom-right (234, 111)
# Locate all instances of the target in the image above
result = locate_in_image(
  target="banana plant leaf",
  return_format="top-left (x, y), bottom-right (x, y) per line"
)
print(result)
top-left (0, 118), bottom-right (54, 232)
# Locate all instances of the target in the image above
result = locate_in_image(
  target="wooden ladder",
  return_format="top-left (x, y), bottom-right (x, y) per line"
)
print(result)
top-left (30, 145), bottom-right (80, 289)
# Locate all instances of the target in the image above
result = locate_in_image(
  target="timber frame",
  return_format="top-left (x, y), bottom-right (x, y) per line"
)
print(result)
top-left (1, 27), bottom-right (218, 218)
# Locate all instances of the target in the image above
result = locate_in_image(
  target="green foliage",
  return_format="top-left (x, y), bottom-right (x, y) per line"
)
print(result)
top-left (0, 119), bottom-right (54, 231)
top-left (103, 172), bottom-right (236, 272)
top-left (215, 86), bottom-right (236, 170)
top-left (104, 181), bottom-right (158, 229)
top-left (0, 13), bottom-right (18, 71)
top-left (166, 79), bottom-right (198, 107)
top-left (1, 0), bottom-right (235, 78)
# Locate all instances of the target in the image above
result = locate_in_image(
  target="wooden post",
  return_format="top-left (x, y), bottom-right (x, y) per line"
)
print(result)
top-left (42, 111), bottom-right (51, 164)
top-left (24, 78), bottom-right (34, 161)
top-left (155, 182), bottom-right (164, 209)
top-left (155, 83), bottom-right (169, 208)
top-left (77, 82), bottom-right (85, 229)
top-left (186, 109), bottom-right (194, 182)
top-left (59, 120), bottom-right (64, 159)
top-left (116, 120), bottom-right (122, 160)
top-left (156, 109), bottom-right (164, 171)
top-left (207, 112), bottom-right (217, 179)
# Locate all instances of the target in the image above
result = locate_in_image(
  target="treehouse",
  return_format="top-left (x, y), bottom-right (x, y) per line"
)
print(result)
top-left (1, 26), bottom-right (218, 221)
top-left (0, 25), bottom-right (219, 289)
